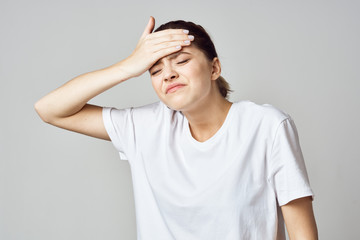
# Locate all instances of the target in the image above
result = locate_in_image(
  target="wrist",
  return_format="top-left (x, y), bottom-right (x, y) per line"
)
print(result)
top-left (106, 60), bottom-right (134, 83)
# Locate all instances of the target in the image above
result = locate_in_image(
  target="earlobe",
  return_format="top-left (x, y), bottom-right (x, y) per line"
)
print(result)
top-left (211, 57), bottom-right (221, 80)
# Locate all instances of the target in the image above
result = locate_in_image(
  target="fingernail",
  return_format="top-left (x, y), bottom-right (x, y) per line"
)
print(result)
top-left (183, 29), bottom-right (189, 34)
top-left (184, 40), bottom-right (190, 44)
top-left (175, 45), bottom-right (181, 49)
top-left (188, 35), bottom-right (194, 40)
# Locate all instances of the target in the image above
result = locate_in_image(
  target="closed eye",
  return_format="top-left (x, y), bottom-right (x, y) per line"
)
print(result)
top-left (177, 59), bottom-right (189, 64)
top-left (151, 70), bottom-right (160, 76)
top-left (151, 59), bottom-right (190, 76)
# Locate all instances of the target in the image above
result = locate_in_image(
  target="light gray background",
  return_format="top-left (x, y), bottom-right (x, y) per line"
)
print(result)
top-left (1, 0), bottom-right (359, 239)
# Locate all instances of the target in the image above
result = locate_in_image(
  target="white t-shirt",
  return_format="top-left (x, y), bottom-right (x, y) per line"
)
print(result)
top-left (102, 100), bottom-right (314, 240)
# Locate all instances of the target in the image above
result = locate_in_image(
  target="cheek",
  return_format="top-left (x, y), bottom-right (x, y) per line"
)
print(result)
top-left (181, 64), bottom-right (201, 80)
top-left (189, 65), bottom-right (212, 87)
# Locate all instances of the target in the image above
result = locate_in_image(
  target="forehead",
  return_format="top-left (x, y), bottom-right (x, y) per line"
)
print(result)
top-left (150, 46), bottom-right (203, 68)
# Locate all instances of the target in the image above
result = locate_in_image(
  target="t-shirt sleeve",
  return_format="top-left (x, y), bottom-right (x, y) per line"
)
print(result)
top-left (102, 106), bottom-right (135, 161)
top-left (269, 117), bottom-right (314, 206)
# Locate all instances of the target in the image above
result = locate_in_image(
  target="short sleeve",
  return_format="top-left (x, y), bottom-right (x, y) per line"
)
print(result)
top-left (269, 117), bottom-right (314, 206)
top-left (102, 107), bottom-right (135, 161)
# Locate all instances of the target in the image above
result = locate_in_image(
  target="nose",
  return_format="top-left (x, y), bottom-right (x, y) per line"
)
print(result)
top-left (163, 66), bottom-right (179, 82)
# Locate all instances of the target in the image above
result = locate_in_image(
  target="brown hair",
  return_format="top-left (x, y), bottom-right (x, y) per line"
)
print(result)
top-left (154, 20), bottom-right (232, 99)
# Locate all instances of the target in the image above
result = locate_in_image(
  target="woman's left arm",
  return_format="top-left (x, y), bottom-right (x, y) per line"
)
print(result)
top-left (281, 196), bottom-right (318, 240)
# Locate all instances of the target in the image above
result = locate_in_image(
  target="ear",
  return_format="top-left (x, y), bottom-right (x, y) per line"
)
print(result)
top-left (210, 57), bottom-right (221, 81)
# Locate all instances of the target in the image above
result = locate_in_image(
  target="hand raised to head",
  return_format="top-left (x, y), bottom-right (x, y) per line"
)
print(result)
top-left (120, 16), bottom-right (194, 78)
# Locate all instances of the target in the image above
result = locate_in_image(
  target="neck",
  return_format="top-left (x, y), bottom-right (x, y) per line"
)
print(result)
top-left (182, 83), bottom-right (232, 142)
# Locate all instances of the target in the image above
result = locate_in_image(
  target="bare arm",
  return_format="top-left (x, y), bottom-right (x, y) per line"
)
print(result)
top-left (34, 16), bottom-right (194, 140)
top-left (34, 65), bottom-right (131, 140)
top-left (282, 196), bottom-right (318, 240)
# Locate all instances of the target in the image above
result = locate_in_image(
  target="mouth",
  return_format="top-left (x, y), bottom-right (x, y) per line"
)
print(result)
top-left (166, 83), bottom-right (186, 94)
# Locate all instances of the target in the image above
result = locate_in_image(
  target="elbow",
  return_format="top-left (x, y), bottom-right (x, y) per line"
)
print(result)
top-left (34, 100), bottom-right (52, 124)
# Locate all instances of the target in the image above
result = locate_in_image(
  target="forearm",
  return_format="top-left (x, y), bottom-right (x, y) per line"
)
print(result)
top-left (282, 197), bottom-right (318, 240)
top-left (35, 60), bottom-right (131, 122)
top-left (287, 218), bottom-right (318, 240)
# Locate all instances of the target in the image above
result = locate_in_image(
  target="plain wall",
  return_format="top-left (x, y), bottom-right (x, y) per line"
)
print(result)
top-left (1, 0), bottom-right (359, 239)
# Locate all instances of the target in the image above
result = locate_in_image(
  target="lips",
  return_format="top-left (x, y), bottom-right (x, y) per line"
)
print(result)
top-left (166, 83), bottom-right (186, 94)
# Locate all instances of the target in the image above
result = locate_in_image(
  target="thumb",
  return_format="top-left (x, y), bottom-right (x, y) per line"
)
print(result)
top-left (140, 16), bottom-right (155, 39)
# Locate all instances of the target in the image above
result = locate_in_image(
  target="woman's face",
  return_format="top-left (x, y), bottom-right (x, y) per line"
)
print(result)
top-left (149, 45), bottom-right (218, 112)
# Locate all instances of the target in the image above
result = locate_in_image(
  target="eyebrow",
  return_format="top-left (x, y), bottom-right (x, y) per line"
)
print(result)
top-left (151, 51), bottom-right (192, 69)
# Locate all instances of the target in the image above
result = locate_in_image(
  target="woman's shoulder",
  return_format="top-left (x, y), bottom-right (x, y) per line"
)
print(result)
top-left (107, 101), bottom-right (179, 122)
top-left (131, 101), bottom-right (178, 120)
top-left (105, 101), bottom-right (166, 120)
top-left (232, 100), bottom-right (291, 123)
top-left (132, 101), bottom-right (163, 112)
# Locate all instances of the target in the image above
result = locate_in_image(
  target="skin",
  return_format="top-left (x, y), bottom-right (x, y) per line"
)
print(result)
top-left (34, 16), bottom-right (318, 239)
top-left (281, 196), bottom-right (318, 240)
top-left (149, 46), bottom-right (217, 112)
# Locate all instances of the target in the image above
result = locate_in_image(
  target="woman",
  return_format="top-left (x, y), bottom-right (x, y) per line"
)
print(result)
top-left (35, 16), bottom-right (318, 239)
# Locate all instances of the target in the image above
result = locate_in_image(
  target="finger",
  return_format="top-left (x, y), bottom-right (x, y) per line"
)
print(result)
top-left (151, 46), bottom-right (183, 65)
top-left (151, 43), bottom-right (190, 61)
top-left (140, 16), bottom-right (155, 39)
top-left (152, 39), bottom-right (192, 53)
top-left (148, 28), bottom-right (189, 39)
top-left (149, 34), bottom-right (194, 46)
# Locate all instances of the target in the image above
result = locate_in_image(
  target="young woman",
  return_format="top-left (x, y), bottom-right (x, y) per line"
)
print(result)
top-left (35, 16), bottom-right (318, 239)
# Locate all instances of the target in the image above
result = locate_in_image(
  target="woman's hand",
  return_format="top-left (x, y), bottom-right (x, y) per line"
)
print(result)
top-left (118, 16), bottom-right (194, 78)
